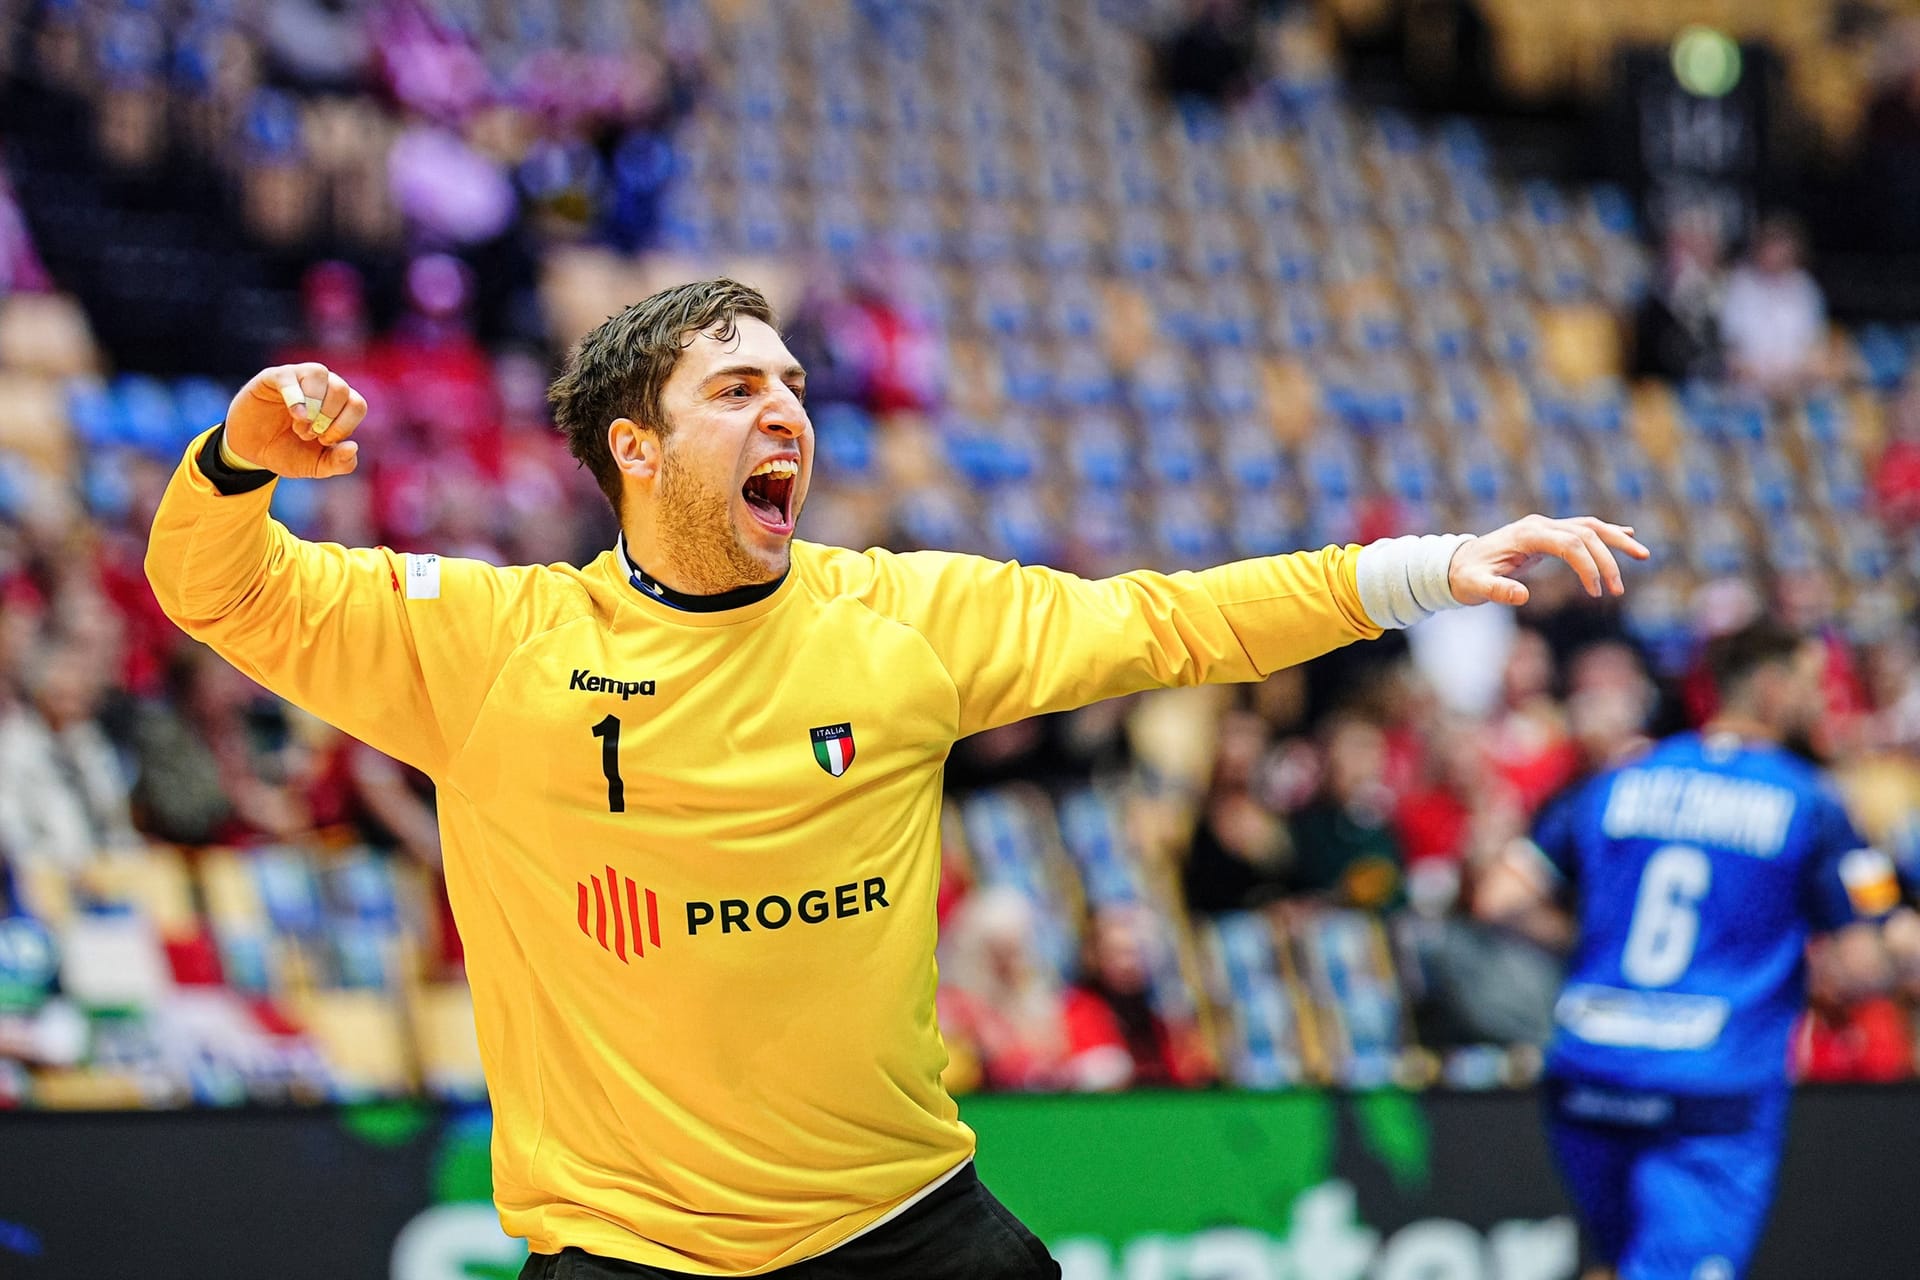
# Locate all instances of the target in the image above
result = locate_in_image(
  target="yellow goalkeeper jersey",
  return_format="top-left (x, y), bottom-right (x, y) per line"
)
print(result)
top-left (146, 427), bottom-right (1382, 1274)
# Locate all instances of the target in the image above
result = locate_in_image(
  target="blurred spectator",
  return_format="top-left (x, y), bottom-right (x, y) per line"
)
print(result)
top-left (1873, 378), bottom-right (1920, 533)
top-left (260, 0), bottom-right (372, 90)
top-left (1405, 603), bottom-right (1516, 719)
top-left (939, 887), bottom-right (1088, 1092)
top-left (1795, 930), bottom-right (1912, 1083)
top-left (1153, 0), bottom-right (1258, 108)
top-left (1394, 718), bottom-right (1522, 918)
top-left (1631, 207), bottom-right (1725, 382)
top-left (1484, 630), bottom-right (1580, 815)
top-left (0, 169), bottom-right (52, 294)
top-left (1720, 215), bottom-right (1829, 396)
top-left (1288, 714), bottom-right (1403, 909)
top-left (1408, 909), bottom-right (1563, 1049)
top-left (1563, 641), bottom-right (1657, 774)
top-left (127, 644), bottom-right (309, 846)
top-left (387, 121), bottom-right (518, 248)
top-left (1863, 624), bottom-right (1920, 752)
top-left (1180, 710), bottom-right (1292, 915)
top-left (0, 644), bottom-right (139, 866)
top-left (1857, 19), bottom-right (1920, 255)
top-left (1062, 905), bottom-right (1213, 1089)
top-left (307, 732), bottom-right (441, 868)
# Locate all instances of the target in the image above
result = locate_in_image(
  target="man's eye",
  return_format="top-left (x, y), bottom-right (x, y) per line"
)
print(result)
top-left (788, 384), bottom-right (807, 402)
top-left (724, 385), bottom-right (751, 397)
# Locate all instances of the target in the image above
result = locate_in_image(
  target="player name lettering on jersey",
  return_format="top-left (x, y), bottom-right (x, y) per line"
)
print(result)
top-left (1600, 768), bottom-right (1796, 858)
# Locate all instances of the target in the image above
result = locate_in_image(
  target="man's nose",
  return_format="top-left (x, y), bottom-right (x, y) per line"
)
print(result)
top-left (760, 395), bottom-right (807, 438)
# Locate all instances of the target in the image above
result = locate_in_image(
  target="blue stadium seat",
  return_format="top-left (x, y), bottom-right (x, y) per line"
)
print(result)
top-left (998, 345), bottom-right (1053, 408)
top-left (812, 403), bottom-right (876, 482)
top-left (1454, 435), bottom-right (1511, 506)
top-left (894, 485), bottom-right (974, 550)
top-left (1204, 913), bottom-right (1303, 1088)
top-left (985, 487), bottom-right (1057, 566)
top-left (1858, 324), bottom-right (1910, 392)
top-left (1303, 435), bottom-right (1360, 502)
top-left (1154, 490), bottom-right (1224, 565)
top-left (959, 789), bottom-right (1075, 976)
top-left (1587, 184), bottom-right (1639, 236)
top-left (1068, 415), bottom-right (1133, 490)
top-left (1143, 418), bottom-right (1207, 487)
top-left (1057, 789), bottom-right (1140, 908)
top-left (1230, 493), bottom-right (1299, 559)
top-left (116, 373), bottom-right (183, 455)
top-left (1746, 449), bottom-right (1797, 517)
top-left (1204, 350), bottom-right (1260, 417)
top-left (1532, 434), bottom-right (1589, 514)
top-left (1056, 345), bottom-right (1117, 409)
top-left (1271, 294), bottom-right (1332, 353)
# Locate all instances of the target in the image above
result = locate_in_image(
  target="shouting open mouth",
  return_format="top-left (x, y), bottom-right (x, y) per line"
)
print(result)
top-left (742, 457), bottom-right (799, 534)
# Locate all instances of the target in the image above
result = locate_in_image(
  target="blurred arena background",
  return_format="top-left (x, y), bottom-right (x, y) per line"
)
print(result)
top-left (1, 0), bottom-right (1919, 1276)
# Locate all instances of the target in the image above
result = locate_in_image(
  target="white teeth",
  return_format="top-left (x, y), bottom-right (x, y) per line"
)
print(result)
top-left (750, 459), bottom-right (799, 478)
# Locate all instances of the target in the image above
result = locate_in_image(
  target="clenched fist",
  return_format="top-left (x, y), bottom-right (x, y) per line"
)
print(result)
top-left (1449, 513), bottom-right (1650, 606)
top-left (222, 362), bottom-right (368, 479)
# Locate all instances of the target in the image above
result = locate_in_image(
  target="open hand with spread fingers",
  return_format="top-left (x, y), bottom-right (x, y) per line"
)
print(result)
top-left (222, 362), bottom-right (369, 479)
top-left (1448, 514), bottom-right (1650, 607)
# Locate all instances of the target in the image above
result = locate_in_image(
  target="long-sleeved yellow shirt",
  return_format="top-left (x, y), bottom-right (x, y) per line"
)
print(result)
top-left (145, 427), bottom-right (1382, 1273)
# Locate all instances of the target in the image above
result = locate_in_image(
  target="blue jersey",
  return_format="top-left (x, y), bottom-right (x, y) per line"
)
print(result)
top-left (1534, 731), bottom-right (1897, 1097)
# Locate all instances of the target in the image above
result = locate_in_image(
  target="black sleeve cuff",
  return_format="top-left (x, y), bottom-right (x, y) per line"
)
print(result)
top-left (196, 425), bottom-right (277, 496)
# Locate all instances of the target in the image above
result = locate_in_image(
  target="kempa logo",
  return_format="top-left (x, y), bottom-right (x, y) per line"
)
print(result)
top-left (577, 865), bottom-right (663, 962)
top-left (569, 668), bottom-right (656, 700)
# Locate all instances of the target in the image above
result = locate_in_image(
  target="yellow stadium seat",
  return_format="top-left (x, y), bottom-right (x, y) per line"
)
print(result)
top-left (297, 990), bottom-right (416, 1097)
top-left (1259, 358), bottom-right (1320, 446)
top-left (0, 292), bottom-right (100, 377)
top-left (411, 982), bottom-right (486, 1098)
top-left (1540, 303), bottom-right (1624, 388)
top-left (197, 848), bottom-right (267, 933)
top-left (30, 1068), bottom-right (153, 1110)
top-left (1629, 380), bottom-right (1682, 467)
top-left (0, 370), bottom-right (74, 475)
top-left (79, 847), bottom-right (198, 938)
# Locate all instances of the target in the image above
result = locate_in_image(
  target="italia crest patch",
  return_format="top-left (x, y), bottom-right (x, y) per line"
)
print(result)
top-left (810, 723), bottom-right (855, 777)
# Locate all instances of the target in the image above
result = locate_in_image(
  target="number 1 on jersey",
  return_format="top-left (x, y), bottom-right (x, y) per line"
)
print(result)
top-left (592, 714), bottom-right (625, 813)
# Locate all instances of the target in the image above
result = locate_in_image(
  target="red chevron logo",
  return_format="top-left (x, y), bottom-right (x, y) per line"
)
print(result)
top-left (576, 866), bottom-right (662, 962)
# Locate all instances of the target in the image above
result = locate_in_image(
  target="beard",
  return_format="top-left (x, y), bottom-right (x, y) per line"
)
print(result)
top-left (654, 448), bottom-right (785, 593)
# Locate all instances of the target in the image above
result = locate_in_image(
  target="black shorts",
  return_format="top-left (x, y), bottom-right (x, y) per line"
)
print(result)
top-left (519, 1164), bottom-right (1060, 1280)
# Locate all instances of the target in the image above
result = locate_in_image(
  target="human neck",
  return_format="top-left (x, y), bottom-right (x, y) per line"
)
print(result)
top-left (1703, 710), bottom-right (1779, 744)
top-left (617, 528), bottom-right (782, 607)
top-left (620, 519), bottom-right (775, 597)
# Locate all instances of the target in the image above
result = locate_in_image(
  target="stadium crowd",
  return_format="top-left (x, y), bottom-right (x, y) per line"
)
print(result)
top-left (3, 0), bottom-right (1920, 1107)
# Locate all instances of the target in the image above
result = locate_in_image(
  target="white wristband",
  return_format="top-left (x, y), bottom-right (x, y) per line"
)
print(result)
top-left (1355, 534), bottom-right (1474, 630)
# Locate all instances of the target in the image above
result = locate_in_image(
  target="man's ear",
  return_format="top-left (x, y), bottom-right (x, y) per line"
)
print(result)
top-left (609, 417), bottom-right (661, 485)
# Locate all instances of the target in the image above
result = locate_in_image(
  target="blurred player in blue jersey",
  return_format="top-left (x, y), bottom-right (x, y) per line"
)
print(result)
top-left (1482, 620), bottom-right (1902, 1280)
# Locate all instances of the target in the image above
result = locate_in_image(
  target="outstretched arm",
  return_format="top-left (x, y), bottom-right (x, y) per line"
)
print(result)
top-left (859, 514), bottom-right (1650, 738)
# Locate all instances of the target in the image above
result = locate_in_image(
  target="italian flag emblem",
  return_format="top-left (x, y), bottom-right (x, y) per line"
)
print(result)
top-left (810, 722), bottom-right (856, 777)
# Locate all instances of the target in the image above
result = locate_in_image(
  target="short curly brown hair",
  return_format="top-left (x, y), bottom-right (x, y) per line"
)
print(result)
top-left (548, 278), bottom-right (777, 513)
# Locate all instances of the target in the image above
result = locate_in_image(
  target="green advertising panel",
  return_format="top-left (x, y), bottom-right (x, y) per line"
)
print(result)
top-left (4, 1089), bottom-right (1911, 1278)
top-left (964, 1090), bottom-right (1576, 1280)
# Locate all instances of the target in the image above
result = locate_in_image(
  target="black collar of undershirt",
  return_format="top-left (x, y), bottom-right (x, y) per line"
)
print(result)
top-left (619, 540), bottom-right (786, 613)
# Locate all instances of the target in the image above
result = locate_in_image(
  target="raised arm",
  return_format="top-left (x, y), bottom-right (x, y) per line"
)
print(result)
top-left (860, 514), bottom-right (1648, 738)
top-left (145, 364), bottom-right (547, 778)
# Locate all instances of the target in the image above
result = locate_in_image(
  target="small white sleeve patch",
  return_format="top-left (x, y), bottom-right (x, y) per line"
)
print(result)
top-left (404, 553), bottom-right (441, 600)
